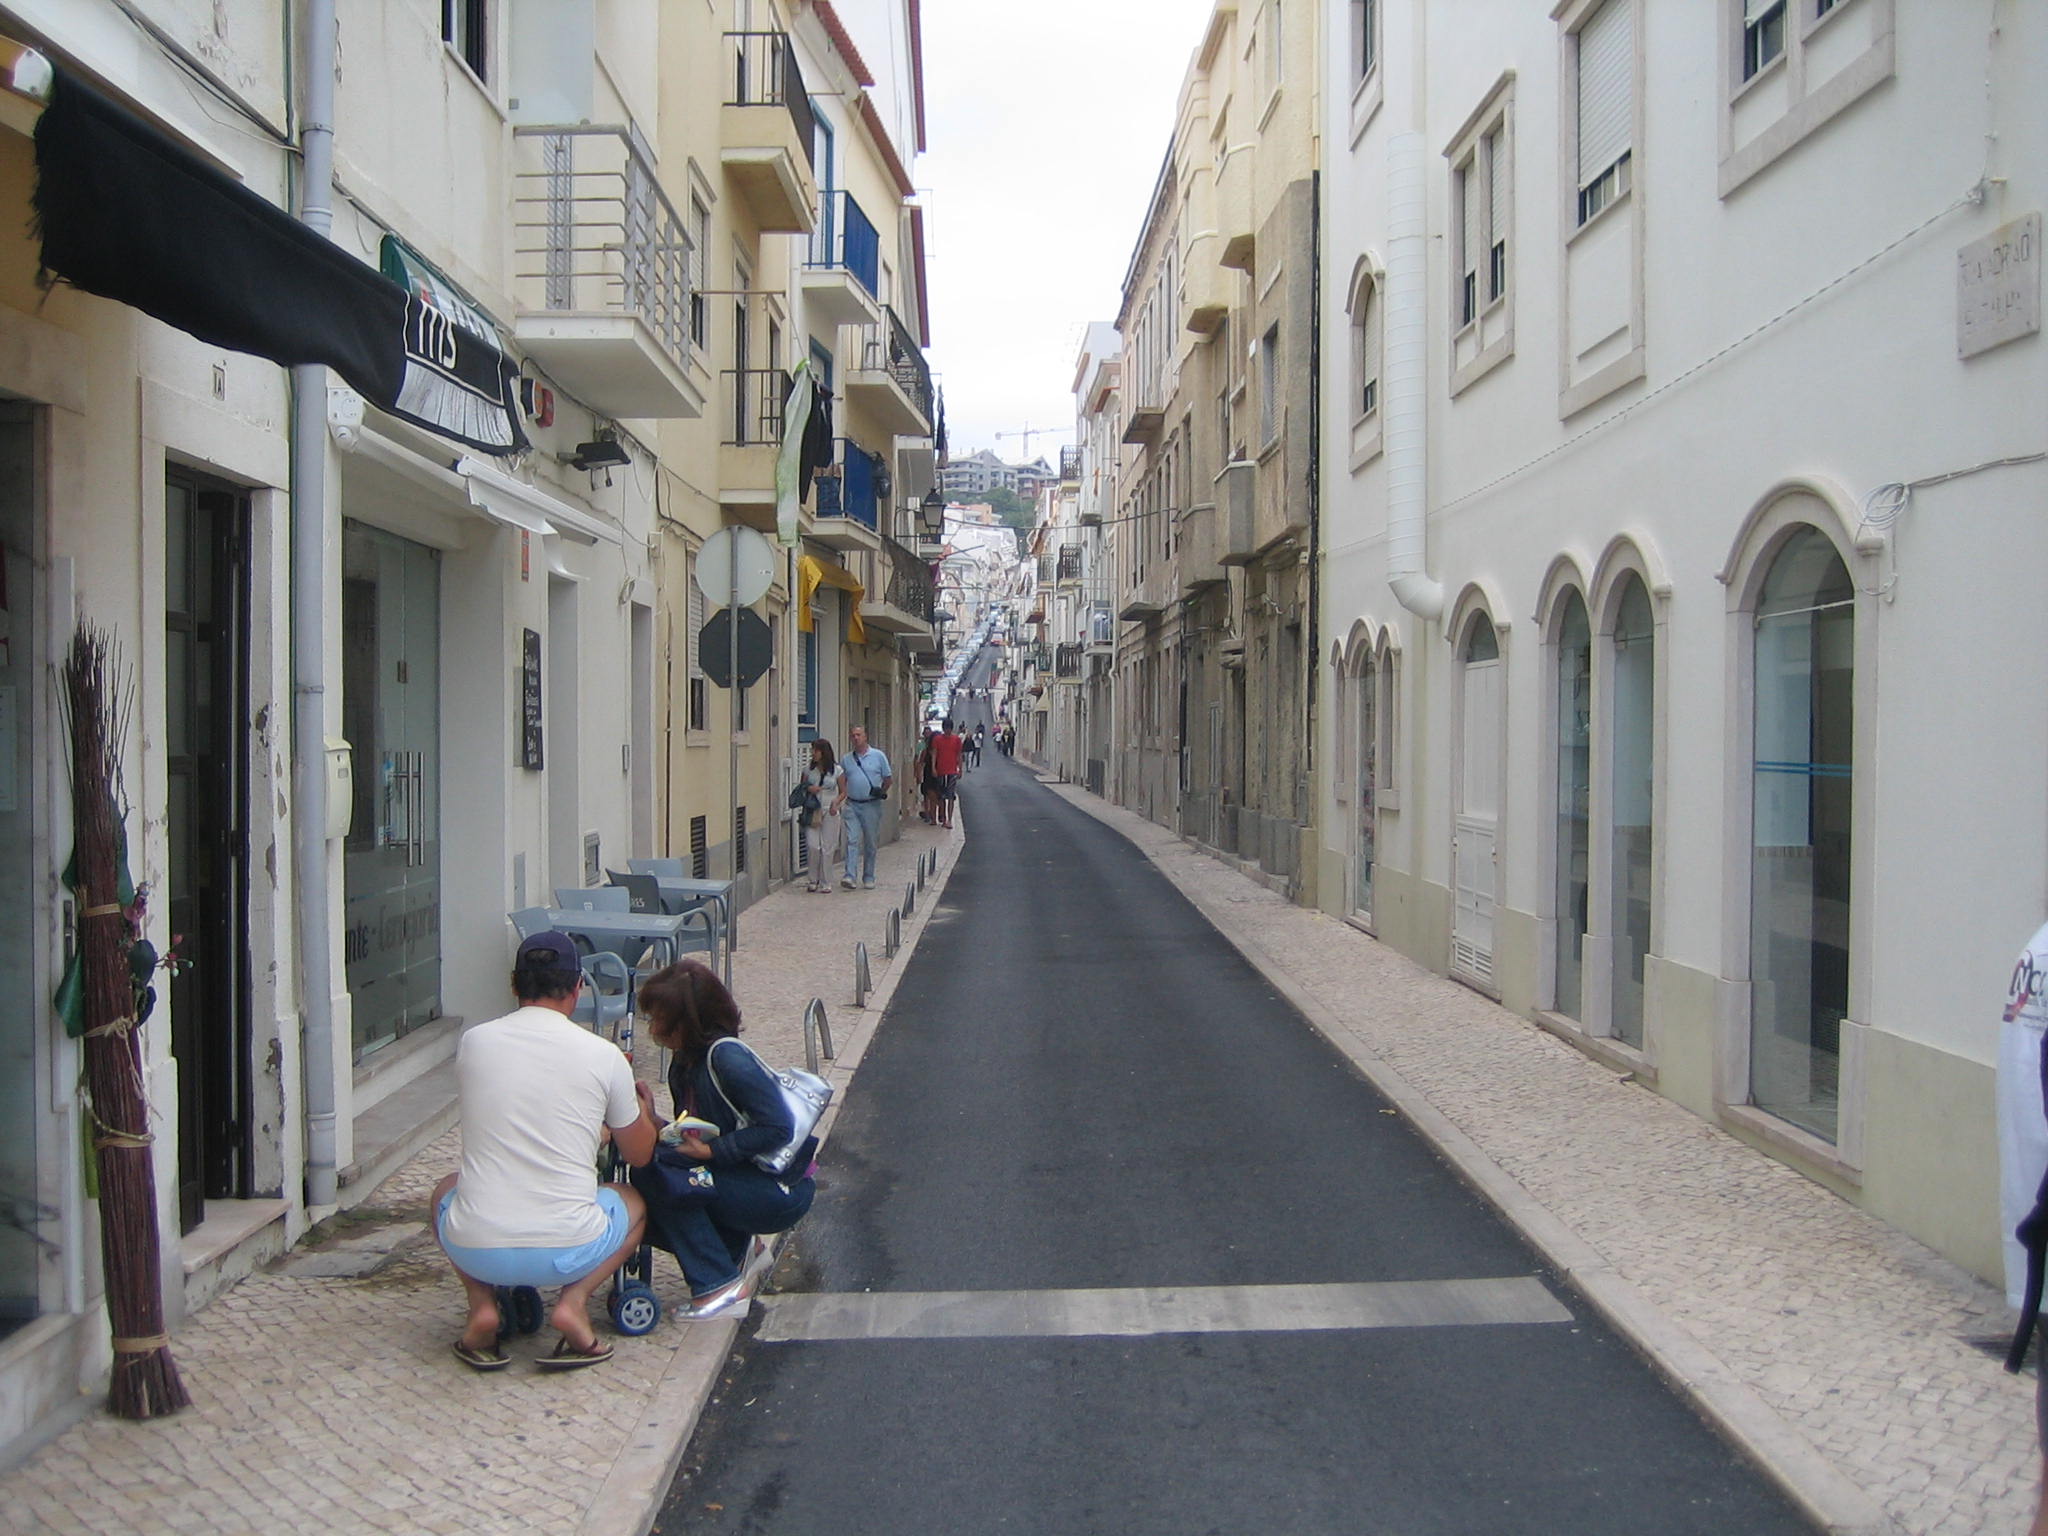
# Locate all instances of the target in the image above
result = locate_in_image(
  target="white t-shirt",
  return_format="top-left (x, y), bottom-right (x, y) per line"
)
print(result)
top-left (1999, 918), bottom-right (2048, 1308)
top-left (441, 1005), bottom-right (641, 1251)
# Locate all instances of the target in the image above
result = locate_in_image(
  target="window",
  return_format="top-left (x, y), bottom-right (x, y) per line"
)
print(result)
top-left (689, 815), bottom-right (709, 880)
top-left (1575, 0), bottom-right (1634, 226)
top-left (1742, 0), bottom-right (1787, 80)
top-left (1445, 76), bottom-right (1515, 392)
top-left (1719, 0), bottom-right (1893, 196)
top-left (1354, 0), bottom-right (1378, 81)
top-left (686, 558), bottom-right (708, 732)
top-left (1259, 325), bottom-right (1279, 447)
top-left (1553, 592), bottom-right (1591, 1021)
top-left (443, 0), bottom-right (487, 80)
top-left (688, 198), bottom-right (711, 350)
top-left (734, 805), bottom-right (748, 874)
top-left (1259, 0), bottom-right (1284, 108)
top-left (1354, 279), bottom-right (1380, 419)
top-left (1749, 527), bottom-right (1854, 1144)
top-left (1607, 576), bottom-right (1654, 1050)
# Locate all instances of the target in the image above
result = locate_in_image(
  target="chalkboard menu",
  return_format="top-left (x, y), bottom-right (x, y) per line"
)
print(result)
top-left (520, 627), bottom-right (543, 769)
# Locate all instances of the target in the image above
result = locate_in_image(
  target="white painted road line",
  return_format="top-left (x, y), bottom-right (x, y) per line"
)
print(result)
top-left (754, 1276), bottom-right (1572, 1343)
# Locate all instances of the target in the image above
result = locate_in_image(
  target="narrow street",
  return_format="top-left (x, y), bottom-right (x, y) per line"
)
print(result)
top-left (655, 662), bottom-right (1810, 1535)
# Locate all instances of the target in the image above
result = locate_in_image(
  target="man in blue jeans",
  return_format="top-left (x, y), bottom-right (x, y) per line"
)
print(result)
top-left (839, 723), bottom-right (893, 889)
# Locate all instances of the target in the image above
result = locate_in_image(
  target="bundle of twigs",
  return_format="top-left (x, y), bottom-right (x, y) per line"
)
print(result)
top-left (62, 624), bottom-right (187, 1418)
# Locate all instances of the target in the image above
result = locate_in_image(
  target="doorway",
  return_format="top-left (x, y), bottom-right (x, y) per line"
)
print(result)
top-left (165, 469), bottom-right (252, 1232)
top-left (1453, 615), bottom-right (1502, 986)
top-left (341, 521), bottom-right (442, 1059)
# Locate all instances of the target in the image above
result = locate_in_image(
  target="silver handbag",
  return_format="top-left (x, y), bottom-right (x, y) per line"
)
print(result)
top-left (709, 1040), bottom-right (832, 1176)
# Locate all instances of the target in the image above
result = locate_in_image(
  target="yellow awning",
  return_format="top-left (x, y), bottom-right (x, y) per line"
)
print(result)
top-left (796, 554), bottom-right (866, 644)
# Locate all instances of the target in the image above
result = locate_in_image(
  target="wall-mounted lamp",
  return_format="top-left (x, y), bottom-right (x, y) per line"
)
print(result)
top-left (559, 435), bottom-right (631, 487)
top-left (919, 489), bottom-right (946, 540)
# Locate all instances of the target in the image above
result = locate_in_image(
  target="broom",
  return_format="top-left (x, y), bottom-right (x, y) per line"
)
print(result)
top-left (61, 624), bottom-right (188, 1418)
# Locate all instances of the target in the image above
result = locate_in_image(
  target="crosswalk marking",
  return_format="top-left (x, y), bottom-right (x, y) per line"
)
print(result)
top-left (754, 1276), bottom-right (1571, 1343)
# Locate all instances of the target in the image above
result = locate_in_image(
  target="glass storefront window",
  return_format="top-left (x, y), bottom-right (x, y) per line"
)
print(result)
top-left (1750, 527), bottom-right (1853, 1142)
top-left (1610, 578), bottom-right (1654, 1050)
top-left (0, 404), bottom-right (38, 1334)
top-left (1554, 593), bottom-right (1591, 1020)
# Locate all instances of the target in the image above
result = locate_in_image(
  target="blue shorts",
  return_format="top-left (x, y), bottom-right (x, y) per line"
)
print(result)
top-left (436, 1186), bottom-right (630, 1288)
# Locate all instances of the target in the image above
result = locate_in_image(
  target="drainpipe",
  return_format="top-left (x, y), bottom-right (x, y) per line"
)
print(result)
top-left (1383, 130), bottom-right (1442, 620)
top-left (294, 0), bottom-right (339, 1209)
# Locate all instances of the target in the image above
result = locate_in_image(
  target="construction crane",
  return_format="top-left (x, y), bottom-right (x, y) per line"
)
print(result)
top-left (993, 425), bottom-right (1057, 456)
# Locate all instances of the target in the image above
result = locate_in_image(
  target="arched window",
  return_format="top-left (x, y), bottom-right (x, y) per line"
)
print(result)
top-left (1355, 646), bottom-right (1378, 919)
top-left (1608, 575), bottom-right (1654, 1049)
top-left (1354, 278), bottom-right (1381, 422)
top-left (1750, 527), bottom-right (1854, 1143)
top-left (1553, 591), bottom-right (1591, 1020)
top-left (1454, 613), bottom-right (1503, 984)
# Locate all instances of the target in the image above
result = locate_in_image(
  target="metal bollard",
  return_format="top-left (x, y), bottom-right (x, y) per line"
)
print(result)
top-left (917, 854), bottom-right (928, 891)
top-left (884, 907), bottom-right (901, 958)
top-left (904, 881), bottom-right (916, 918)
top-left (853, 941), bottom-right (871, 1008)
top-left (803, 997), bottom-right (835, 1074)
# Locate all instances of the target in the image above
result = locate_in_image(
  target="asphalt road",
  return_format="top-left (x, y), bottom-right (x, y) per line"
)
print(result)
top-left (654, 649), bottom-right (1811, 1536)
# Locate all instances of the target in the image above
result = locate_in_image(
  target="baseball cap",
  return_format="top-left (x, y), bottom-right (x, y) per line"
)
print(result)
top-left (516, 930), bottom-right (582, 975)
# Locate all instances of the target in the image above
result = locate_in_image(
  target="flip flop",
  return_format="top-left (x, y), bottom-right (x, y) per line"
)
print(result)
top-left (536, 1337), bottom-right (614, 1371)
top-left (451, 1339), bottom-right (510, 1372)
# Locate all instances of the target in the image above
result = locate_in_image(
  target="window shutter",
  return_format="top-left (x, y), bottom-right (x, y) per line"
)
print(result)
top-left (1578, 1), bottom-right (1632, 189)
top-left (1460, 163), bottom-right (1481, 279)
top-left (1484, 130), bottom-right (1506, 251)
top-left (688, 565), bottom-right (705, 679)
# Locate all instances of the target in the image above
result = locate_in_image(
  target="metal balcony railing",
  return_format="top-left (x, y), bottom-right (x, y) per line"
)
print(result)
top-left (880, 536), bottom-right (934, 622)
top-left (513, 125), bottom-right (693, 363)
top-left (1060, 444), bottom-right (1083, 480)
top-left (724, 368), bottom-right (791, 446)
top-left (808, 189), bottom-right (880, 299)
top-left (815, 438), bottom-right (887, 531)
top-left (859, 306), bottom-right (934, 426)
top-left (1036, 554), bottom-right (1054, 584)
top-left (1055, 643), bottom-right (1083, 678)
top-left (725, 32), bottom-right (817, 166)
top-left (1032, 642), bottom-right (1053, 671)
top-left (1056, 544), bottom-right (1082, 582)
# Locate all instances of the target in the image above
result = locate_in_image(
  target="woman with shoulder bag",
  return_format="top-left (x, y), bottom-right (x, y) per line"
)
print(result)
top-left (630, 961), bottom-right (820, 1318)
top-left (800, 738), bottom-right (845, 893)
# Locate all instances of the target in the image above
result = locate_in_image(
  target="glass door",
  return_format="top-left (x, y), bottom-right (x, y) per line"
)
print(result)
top-left (342, 521), bottom-right (442, 1059)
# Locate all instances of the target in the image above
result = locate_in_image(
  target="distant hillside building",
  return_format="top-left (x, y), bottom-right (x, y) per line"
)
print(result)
top-left (940, 448), bottom-right (1053, 500)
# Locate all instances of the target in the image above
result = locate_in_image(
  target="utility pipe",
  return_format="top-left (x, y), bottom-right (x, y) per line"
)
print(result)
top-left (293, 0), bottom-right (339, 1208)
top-left (1383, 130), bottom-right (1442, 620)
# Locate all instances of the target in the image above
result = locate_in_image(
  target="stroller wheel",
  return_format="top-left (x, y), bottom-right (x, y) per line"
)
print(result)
top-left (510, 1286), bottom-right (545, 1336)
top-left (609, 1279), bottom-right (662, 1336)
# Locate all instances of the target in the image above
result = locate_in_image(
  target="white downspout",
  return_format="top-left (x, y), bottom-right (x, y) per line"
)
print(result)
top-left (294, 0), bottom-right (339, 1209)
top-left (1383, 130), bottom-right (1442, 620)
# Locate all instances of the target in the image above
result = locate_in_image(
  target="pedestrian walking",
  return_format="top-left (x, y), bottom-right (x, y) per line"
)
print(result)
top-left (915, 727), bottom-right (940, 825)
top-left (970, 723), bottom-right (986, 769)
top-left (839, 724), bottom-right (892, 889)
top-left (630, 961), bottom-right (817, 1320)
top-left (799, 738), bottom-right (845, 893)
top-left (929, 717), bottom-right (964, 828)
top-left (2000, 915), bottom-right (2048, 1536)
top-left (432, 931), bottom-right (657, 1372)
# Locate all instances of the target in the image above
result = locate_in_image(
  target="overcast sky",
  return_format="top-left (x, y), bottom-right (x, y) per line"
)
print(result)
top-left (917, 1), bottom-right (1212, 466)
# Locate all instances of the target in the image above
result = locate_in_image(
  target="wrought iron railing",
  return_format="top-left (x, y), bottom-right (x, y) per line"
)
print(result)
top-left (808, 189), bottom-right (879, 299)
top-left (512, 125), bottom-right (693, 365)
top-left (1036, 554), bottom-right (1054, 585)
top-left (815, 438), bottom-right (886, 531)
top-left (725, 32), bottom-right (816, 165)
top-left (724, 368), bottom-right (791, 446)
top-left (1056, 543), bottom-right (1083, 582)
top-left (1055, 643), bottom-right (1082, 678)
top-left (880, 536), bottom-right (934, 622)
top-left (859, 306), bottom-right (934, 426)
top-left (1060, 444), bottom-right (1083, 480)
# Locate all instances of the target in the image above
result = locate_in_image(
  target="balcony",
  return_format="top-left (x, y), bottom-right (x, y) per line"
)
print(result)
top-left (1055, 543), bottom-right (1082, 586)
top-left (1055, 642), bottom-right (1082, 680)
top-left (1184, 259), bottom-right (1230, 336)
top-left (1178, 502), bottom-right (1224, 594)
top-left (1218, 459), bottom-right (1258, 565)
top-left (1122, 395), bottom-right (1165, 447)
top-left (864, 535), bottom-right (935, 640)
top-left (847, 306), bottom-right (934, 434)
top-left (1084, 601), bottom-right (1115, 651)
top-left (803, 189), bottom-right (882, 329)
top-left (811, 437), bottom-right (886, 551)
top-left (717, 368), bottom-right (790, 531)
top-left (1217, 142), bottom-right (1255, 272)
top-left (1118, 566), bottom-right (1169, 623)
top-left (512, 126), bottom-right (706, 419)
top-left (721, 33), bottom-right (818, 234)
top-left (1059, 444), bottom-right (1083, 481)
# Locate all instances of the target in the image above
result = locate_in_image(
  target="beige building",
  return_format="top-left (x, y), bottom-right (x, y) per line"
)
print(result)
top-left (1110, 0), bottom-right (1322, 895)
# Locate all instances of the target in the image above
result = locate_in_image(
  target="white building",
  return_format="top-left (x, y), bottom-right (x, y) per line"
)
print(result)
top-left (1319, 0), bottom-right (2046, 1285)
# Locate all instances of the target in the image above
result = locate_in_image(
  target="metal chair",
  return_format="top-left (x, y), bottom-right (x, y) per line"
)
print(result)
top-left (605, 870), bottom-right (663, 914)
top-left (509, 907), bottom-right (632, 1031)
top-left (624, 857), bottom-right (733, 957)
top-left (555, 886), bottom-right (631, 912)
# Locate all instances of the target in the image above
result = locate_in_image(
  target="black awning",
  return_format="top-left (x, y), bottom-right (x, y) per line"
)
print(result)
top-left (32, 70), bottom-right (526, 456)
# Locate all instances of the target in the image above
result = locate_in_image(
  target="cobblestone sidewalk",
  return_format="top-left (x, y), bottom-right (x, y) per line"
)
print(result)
top-left (0, 816), bottom-right (958, 1536)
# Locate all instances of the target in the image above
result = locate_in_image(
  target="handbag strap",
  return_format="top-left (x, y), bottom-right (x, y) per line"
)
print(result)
top-left (702, 1035), bottom-right (763, 1122)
